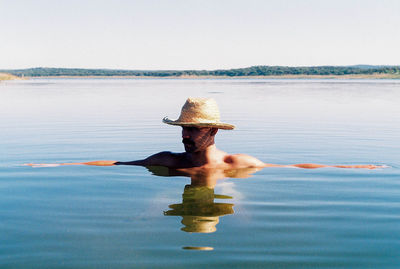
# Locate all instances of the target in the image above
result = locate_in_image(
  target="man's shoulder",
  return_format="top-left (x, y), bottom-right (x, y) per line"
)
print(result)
top-left (151, 151), bottom-right (184, 158)
top-left (224, 153), bottom-right (265, 168)
top-left (144, 151), bottom-right (187, 167)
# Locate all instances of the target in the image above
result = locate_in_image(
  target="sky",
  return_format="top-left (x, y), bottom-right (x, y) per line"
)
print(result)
top-left (1, 0), bottom-right (399, 70)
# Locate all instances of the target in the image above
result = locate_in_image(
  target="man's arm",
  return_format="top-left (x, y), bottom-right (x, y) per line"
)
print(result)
top-left (270, 163), bottom-right (384, 169)
top-left (227, 154), bottom-right (268, 168)
top-left (72, 152), bottom-right (178, 166)
top-left (25, 152), bottom-right (179, 167)
top-left (24, 160), bottom-right (117, 167)
top-left (225, 155), bottom-right (370, 169)
top-left (115, 151), bottom-right (180, 167)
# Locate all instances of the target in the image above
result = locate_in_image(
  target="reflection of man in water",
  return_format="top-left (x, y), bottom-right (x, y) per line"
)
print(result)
top-left (149, 166), bottom-right (258, 233)
top-left (28, 97), bottom-right (381, 169)
top-left (165, 184), bottom-right (233, 233)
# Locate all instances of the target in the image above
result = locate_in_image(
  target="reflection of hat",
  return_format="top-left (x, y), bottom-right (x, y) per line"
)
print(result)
top-left (163, 97), bottom-right (235, 130)
top-left (164, 185), bottom-right (234, 233)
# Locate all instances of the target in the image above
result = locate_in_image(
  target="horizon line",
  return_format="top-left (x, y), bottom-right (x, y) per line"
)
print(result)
top-left (1, 64), bottom-right (399, 71)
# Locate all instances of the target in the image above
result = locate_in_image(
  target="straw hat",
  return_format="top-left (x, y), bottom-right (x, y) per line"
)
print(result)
top-left (163, 97), bottom-right (235, 130)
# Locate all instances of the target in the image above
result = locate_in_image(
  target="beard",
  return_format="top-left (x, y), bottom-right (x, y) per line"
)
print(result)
top-left (182, 138), bottom-right (196, 152)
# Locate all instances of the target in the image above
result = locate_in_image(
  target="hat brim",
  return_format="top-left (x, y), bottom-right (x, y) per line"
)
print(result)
top-left (163, 117), bottom-right (235, 130)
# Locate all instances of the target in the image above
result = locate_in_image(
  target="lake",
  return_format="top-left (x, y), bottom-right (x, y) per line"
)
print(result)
top-left (1, 78), bottom-right (400, 268)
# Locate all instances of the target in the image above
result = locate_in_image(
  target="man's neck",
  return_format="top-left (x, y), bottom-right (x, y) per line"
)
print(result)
top-left (187, 144), bottom-right (225, 167)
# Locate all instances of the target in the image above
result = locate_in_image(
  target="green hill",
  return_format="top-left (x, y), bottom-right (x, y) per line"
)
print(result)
top-left (1, 66), bottom-right (400, 78)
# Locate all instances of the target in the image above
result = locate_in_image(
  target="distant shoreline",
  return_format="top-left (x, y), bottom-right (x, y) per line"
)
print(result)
top-left (27, 74), bottom-right (400, 79)
top-left (0, 73), bottom-right (21, 81)
top-left (2, 66), bottom-right (400, 79)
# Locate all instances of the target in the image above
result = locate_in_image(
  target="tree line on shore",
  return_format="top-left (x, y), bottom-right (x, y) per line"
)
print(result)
top-left (1, 66), bottom-right (399, 77)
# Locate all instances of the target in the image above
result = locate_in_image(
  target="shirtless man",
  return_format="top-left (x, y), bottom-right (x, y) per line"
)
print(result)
top-left (78, 97), bottom-right (379, 170)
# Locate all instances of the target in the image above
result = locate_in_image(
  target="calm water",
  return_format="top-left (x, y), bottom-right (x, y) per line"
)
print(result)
top-left (1, 78), bottom-right (400, 268)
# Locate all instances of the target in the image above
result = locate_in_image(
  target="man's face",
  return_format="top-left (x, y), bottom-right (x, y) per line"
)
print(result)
top-left (182, 127), bottom-right (217, 153)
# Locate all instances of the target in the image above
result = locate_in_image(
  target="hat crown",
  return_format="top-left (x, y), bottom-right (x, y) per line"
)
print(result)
top-left (162, 97), bottom-right (235, 130)
top-left (177, 98), bottom-right (220, 124)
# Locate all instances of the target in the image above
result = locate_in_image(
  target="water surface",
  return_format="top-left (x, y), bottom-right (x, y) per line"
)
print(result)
top-left (1, 78), bottom-right (400, 268)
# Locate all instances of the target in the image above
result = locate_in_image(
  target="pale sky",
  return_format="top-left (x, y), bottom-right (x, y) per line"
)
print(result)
top-left (1, 0), bottom-right (399, 69)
